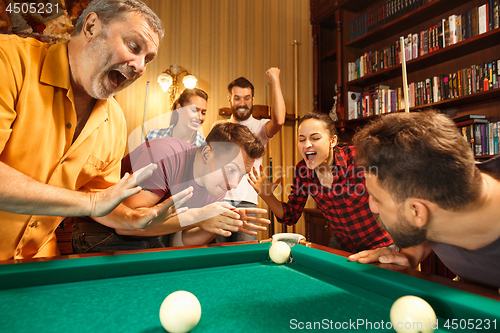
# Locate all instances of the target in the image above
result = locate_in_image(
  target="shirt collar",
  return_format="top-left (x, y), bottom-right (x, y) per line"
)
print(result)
top-left (308, 147), bottom-right (349, 180)
top-left (40, 41), bottom-right (70, 90)
top-left (333, 146), bottom-right (349, 169)
top-left (39, 41), bottom-right (110, 131)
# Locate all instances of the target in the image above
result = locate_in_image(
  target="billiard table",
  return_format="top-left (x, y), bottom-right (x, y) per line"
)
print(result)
top-left (0, 241), bottom-right (498, 332)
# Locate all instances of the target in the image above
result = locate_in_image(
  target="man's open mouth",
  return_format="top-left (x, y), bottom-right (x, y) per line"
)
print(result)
top-left (109, 70), bottom-right (128, 88)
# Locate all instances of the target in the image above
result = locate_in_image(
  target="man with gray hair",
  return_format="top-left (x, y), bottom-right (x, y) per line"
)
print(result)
top-left (0, 0), bottom-right (173, 260)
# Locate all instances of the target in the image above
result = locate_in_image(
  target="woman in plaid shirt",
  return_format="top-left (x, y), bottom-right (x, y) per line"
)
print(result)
top-left (249, 112), bottom-right (393, 253)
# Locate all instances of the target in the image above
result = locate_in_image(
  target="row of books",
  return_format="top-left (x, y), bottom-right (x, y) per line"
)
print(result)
top-left (349, 0), bottom-right (433, 41)
top-left (347, 1), bottom-right (500, 81)
top-left (407, 60), bottom-right (499, 107)
top-left (455, 115), bottom-right (499, 156)
top-left (347, 86), bottom-right (403, 119)
top-left (347, 59), bottom-right (500, 120)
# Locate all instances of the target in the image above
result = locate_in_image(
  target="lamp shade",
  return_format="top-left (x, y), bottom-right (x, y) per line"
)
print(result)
top-left (158, 73), bottom-right (173, 92)
top-left (182, 74), bottom-right (197, 89)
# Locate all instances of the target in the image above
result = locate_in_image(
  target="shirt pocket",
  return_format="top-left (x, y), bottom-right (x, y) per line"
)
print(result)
top-left (81, 154), bottom-right (109, 178)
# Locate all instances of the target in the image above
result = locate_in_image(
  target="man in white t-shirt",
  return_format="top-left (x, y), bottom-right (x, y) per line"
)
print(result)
top-left (216, 68), bottom-right (286, 242)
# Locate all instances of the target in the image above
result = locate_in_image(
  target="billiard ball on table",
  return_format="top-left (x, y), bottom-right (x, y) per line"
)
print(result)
top-left (390, 295), bottom-right (436, 333)
top-left (159, 290), bottom-right (201, 333)
top-left (269, 241), bottom-right (291, 264)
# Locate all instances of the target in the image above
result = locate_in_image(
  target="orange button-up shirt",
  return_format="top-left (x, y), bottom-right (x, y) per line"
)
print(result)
top-left (0, 35), bottom-right (127, 260)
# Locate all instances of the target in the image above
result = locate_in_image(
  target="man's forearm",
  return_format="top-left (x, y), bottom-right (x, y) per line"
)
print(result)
top-left (270, 77), bottom-right (286, 126)
top-left (113, 207), bottom-right (202, 236)
top-left (113, 214), bottom-right (184, 236)
top-left (400, 242), bottom-right (433, 268)
top-left (0, 162), bottom-right (91, 216)
top-left (182, 227), bottom-right (216, 246)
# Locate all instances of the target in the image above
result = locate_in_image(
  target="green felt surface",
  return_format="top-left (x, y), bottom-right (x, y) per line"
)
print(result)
top-left (0, 243), bottom-right (498, 333)
top-left (0, 262), bottom-right (391, 332)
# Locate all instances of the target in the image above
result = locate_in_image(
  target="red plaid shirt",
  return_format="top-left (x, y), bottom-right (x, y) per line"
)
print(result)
top-left (278, 146), bottom-right (393, 253)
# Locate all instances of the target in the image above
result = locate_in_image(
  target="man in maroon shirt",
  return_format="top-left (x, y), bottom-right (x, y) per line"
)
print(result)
top-left (72, 122), bottom-right (270, 253)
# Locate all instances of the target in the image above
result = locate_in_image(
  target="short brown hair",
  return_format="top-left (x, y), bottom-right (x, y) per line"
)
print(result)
top-left (228, 77), bottom-right (254, 97)
top-left (205, 122), bottom-right (265, 159)
top-left (353, 110), bottom-right (482, 210)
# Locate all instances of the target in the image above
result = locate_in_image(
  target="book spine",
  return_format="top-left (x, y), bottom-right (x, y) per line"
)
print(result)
top-left (457, 70), bottom-right (462, 97)
top-left (443, 75), bottom-right (450, 100)
top-left (496, 59), bottom-right (500, 88)
top-left (479, 4), bottom-right (488, 34)
top-left (474, 124), bottom-right (482, 156)
top-left (423, 29), bottom-right (429, 54)
top-left (489, 123), bottom-right (493, 156)
top-left (481, 124), bottom-right (487, 156)
top-left (489, 62), bottom-right (493, 89)
top-left (495, 0), bottom-right (499, 29)
top-left (456, 14), bottom-right (463, 42)
top-left (412, 33), bottom-right (418, 59)
top-left (494, 122), bottom-right (499, 155)
top-left (471, 7), bottom-right (479, 37)
top-left (449, 15), bottom-right (457, 45)
top-left (444, 18), bottom-right (450, 47)
top-left (433, 76), bottom-right (439, 102)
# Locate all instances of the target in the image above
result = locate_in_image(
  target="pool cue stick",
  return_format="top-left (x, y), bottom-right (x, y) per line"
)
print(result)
top-left (292, 40), bottom-right (300, 234)
top-left (269, 156), bottom-right (275, 237)
top-left (399, 37), bottom-right (410, 113)
top-left (280, 125), bottom-right (287, 233)
top-left (209, 148), bottom-right (234, 206)
top-left (265, 82), bottom-right (275, 237)
top-left (213, 150), bottom-right (237, 236)
top-left (222, 169), bottom-right (234, 206)
top-left (293, 40), bottom-right (300, 164)
top-left (141, 81), bottom-right (150, 143)
top-left (140, 81), bottom-right (157, 171)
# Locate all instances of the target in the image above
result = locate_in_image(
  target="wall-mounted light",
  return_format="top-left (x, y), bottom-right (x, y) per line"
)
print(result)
top-left (157, 64), bottom-right (197, 104)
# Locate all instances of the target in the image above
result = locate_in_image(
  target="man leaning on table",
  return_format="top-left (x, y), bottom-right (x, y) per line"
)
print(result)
top-left (348, 110), bottom-right (500, 290)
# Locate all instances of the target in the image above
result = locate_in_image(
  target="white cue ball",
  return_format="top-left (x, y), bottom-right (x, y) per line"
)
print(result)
top-left (390, 295), bottom-right (436, 333)
top-left (269, 241), bottom-right (291, 264)
top-left (159, 290), bottom-right (201, 333)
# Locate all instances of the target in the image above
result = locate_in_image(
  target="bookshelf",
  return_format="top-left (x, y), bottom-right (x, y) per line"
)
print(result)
top-left (312, 0), bottom-right (500, 147)
top-left (310, 0), bottom-right (499, 279)
top-left (342, 0), bottom-right (500, 126)
top-left (311, 1), bottom-right (344, 121)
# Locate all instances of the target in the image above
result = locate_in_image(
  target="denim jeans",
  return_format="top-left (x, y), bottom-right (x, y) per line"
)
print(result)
top-left (72, 223), bottom-right (166, 254)
top-left (215, 201), bottom-right (258, 243)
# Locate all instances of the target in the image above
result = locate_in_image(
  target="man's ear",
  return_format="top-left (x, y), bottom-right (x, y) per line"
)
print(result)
top-left (405, 199), bottom-right (429, 228)
top-left (82, 12), bottom-right (102, 40)
top-left (201, 145), bottom-right (211, 165)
